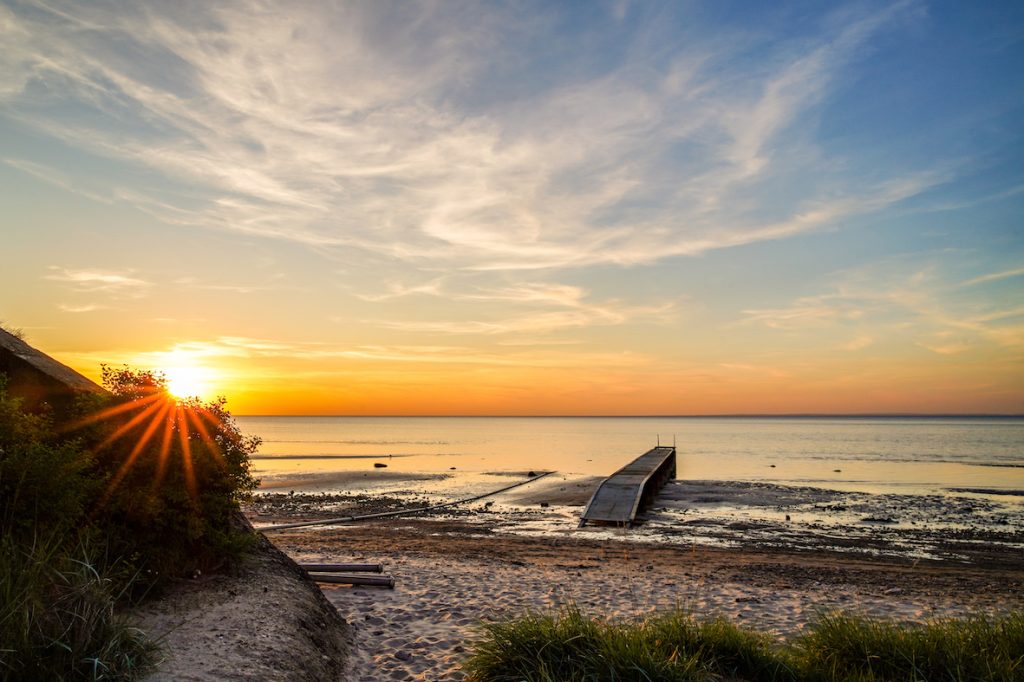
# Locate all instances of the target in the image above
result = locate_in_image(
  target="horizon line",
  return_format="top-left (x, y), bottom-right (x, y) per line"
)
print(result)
top-left (230, 412), bottom-right (1024, 419)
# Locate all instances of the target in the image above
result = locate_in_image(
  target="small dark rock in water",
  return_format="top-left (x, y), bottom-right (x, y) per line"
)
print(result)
top-left (834, 469), bottom-right (842, 473)
top-left (527, 470), bottom-right (537, 477)
top-left (449, 466), bottom-right (457, 470)
top-left (539, 501), bottom-right (550, 508)
top-left (862, 516), bottom-right (897, 524)
top-left (785, 514), bottom-right (791, 521)
top-left (395, 650), bottom-right (412, 662)
top-left (373, 463), bottom-right (388, 468)
top-left (769, 464), bottom-right (776, 468)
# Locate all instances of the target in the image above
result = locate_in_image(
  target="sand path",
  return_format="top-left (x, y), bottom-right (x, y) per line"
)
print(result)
top-left (272, 521), bottom-right (1024, 681)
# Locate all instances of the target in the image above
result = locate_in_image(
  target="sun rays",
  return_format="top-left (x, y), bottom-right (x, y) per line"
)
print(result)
top-left (68, 373), bottom-right (229, 510)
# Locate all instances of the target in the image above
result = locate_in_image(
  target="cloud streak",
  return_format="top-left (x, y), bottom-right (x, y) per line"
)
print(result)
top-left (742, 258), bottom-right (1024, 352)
top-left (1, 0), bottom-right (937, 272)
top-left (46, 266), bottom-right (151, 297)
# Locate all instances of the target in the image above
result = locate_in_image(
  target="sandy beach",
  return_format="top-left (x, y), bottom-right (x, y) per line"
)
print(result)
top-left (246, 472), bottom-right (1024, 681)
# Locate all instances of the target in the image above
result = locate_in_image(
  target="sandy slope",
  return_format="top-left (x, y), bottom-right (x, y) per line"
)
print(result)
top-left (132, 532), bottom-right (351, 681)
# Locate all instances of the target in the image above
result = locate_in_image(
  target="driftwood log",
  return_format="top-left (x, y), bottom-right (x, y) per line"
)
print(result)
top-left (300, 563), bottom-right (383, 573)
top-left (311, 573), bottom-right (395, 588)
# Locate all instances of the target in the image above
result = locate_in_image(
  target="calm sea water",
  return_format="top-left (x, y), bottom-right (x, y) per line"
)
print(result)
top-left (236, 416), bottom-right (1024, 496)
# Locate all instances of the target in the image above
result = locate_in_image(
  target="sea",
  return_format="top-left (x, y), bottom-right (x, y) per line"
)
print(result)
top-left (237, 416), bottom-right (1023, 497)
top-left (239, 416), bottom-right (1023, 559)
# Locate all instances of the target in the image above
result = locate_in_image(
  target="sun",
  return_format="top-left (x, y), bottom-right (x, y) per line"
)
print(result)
top-left (164, 364), bottom-right (213, 400)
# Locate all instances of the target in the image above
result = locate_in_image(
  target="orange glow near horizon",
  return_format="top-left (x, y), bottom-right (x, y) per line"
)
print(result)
top-left (58, 345), bottom-right (1023, 417)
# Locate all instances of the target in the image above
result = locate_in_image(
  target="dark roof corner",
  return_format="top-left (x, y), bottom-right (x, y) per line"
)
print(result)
top-left (0, 327), bottom-right (107, 414)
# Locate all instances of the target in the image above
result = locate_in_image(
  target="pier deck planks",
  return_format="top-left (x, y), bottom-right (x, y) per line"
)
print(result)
top-left (579, 446), bottom-right (676, 527)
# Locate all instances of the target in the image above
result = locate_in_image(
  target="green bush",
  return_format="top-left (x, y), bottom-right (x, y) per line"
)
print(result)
top-left (0, 364), bottom-right (260, 679)
top-left (76, 366), bottom-right (260, 586)
top-left (0, 376), bottom-right (97, 541)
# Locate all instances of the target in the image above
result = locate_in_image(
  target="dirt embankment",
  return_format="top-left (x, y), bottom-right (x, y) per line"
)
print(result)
top-left (132, 530), bottom-right (351, 681)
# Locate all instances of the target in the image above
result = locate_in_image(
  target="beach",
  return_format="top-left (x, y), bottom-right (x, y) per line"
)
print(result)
top-left (246, 470), bottom-right (1024, 681)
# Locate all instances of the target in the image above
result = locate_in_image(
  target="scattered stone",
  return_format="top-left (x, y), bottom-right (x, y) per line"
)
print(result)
top-left (539, 502), bottom-right (549, 508)
top-left (395, 650), bottom-right (412, 662)
top-left (374, 463), bottom-right (388, 468)
top-left (527, 471), bottom-right (537, 477)
top-left (862, 516), bottom-right (898, 524)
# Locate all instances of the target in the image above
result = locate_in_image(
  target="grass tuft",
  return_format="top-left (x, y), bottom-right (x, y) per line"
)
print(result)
top-left (464, 604), bottom-right (792, 681)
top-left (465, 606), bottom-right (1024, 682)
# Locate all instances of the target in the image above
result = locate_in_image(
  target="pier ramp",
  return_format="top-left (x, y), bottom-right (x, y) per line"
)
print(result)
top-left (579, 446), bottom-right (676, 527)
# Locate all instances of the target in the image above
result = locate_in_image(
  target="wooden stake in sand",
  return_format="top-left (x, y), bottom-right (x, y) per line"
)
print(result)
top-left (312, 574), bottom-right (395, 588)
top-left (300, 563), bottom-right (383, 573)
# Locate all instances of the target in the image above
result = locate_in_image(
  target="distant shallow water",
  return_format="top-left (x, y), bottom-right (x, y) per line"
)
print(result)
top-left (238, 416), bottom-right (1024, 497)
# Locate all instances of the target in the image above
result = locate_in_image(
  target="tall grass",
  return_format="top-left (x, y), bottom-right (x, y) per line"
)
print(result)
top-left (465, 605), bottom-right (792, 681)
top-left (0, 534), bottom-right (157, 681)
top-left (465, 607), bottom-right (1024, 682)
top-left (795, 611), bottom-right (1024, 682)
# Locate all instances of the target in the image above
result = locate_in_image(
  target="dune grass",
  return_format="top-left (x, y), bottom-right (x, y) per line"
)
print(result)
top-left (465, 605), bottom-right (793, 682)
top-left (464, 606), bottom-right (1024, 682)
top-left (0, 534), bottom-right (158, 681)
top-left (796, 610), bottom-right (1024, 682)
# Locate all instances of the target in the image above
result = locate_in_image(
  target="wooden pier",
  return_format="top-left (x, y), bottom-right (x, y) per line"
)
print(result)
top-left (579, 446), bottom-right (676, 527)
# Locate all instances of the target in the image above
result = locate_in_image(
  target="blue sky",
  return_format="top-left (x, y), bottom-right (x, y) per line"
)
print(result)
top-left (1, 0), bottom-right (1022, 414)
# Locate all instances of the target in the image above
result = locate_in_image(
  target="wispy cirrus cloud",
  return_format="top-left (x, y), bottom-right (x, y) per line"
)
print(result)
top-left (741, 295), bottom-right (866, 330)
top-left (58, 302), bottom-right (104, 313)
top-left (1, 0), bottom-right (936, 272)
top-left (3, 158), bottom-right (116, 204)
top-left (46, 266), bottom-right (151, 297)
top-left (961, 267), bottom-right (1024, 287)
top-left (742, 257), bottom-right (1024, 351)
top-left (84, 336), bottom-right (653, 373)
top-left (352, 278), bottom-right (678, 335)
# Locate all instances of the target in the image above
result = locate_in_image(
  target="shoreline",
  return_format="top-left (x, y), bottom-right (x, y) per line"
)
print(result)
top-left (249, 473), bottom-right (1024, 566)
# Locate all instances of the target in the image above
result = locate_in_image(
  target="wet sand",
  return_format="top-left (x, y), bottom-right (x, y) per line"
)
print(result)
top-left (245, 473), bottom-right (1024, 680)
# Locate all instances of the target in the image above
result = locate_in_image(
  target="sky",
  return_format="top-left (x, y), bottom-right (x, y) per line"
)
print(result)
top-left (1, 0), bottom-right (1022, 415)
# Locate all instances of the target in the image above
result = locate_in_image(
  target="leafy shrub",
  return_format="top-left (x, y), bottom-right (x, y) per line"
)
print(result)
top-left (0, 362), bottom-right (259, 680)
top-left (76, 366), bottom-right (260, 586)
top-left (0, 376), bottom-right (97, 541)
